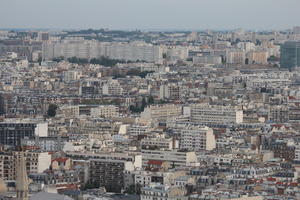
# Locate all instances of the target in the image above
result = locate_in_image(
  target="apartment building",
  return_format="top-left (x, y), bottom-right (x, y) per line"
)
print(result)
top-left (268, 105), bottom-right (289, 123)
top-left (129, 124), bottom-right (151, 136)
top-left (179, 125), bottom-right (216, 151)
top-left (102, 80), bottom-right (124, 96)
top-left (226, 49), bottom-right (245, 64)
top-left (21, 136), bottom-right (68, 152)
top-left (0, 151), bottom-right (51, 180)
top-left (159, 84), bottom-right (181, 100)
top-left (89, 159), bottom-right (135, 193)
top-left (65, 151), bottom-right (142, 169)
top-left (43, 40), bottom-right (163, 63)
top-left (0, 122), bottom-right (48, 146)
top-left (58, 105), bottom-right (80, 118)
top-left (128, 170), bottom-right (186, 189)
top-left (141, 184), bottom-right (188, 200)
top-left (141, 104), bottom-right (182, 122)
top-left (90, 105), bottom-right (119, 118)
top-left (189, 104), bottom-right (243, 125)
top-left (193, 55), bottom-right (222, 65)
top-left (29, 169), bottom-right (80, 190)
top-left (246, 50), bottom-right (268, 64)
top-left (141, 137), bottom-right (178, 150)
top-left (141, 149), bottom-right (197, 168)
top-left (63, 70), bottom-right (82, 82)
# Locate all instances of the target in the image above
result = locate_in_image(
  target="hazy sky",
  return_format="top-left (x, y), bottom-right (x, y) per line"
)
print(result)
top-left (0, 0), bottom-right (299, 30)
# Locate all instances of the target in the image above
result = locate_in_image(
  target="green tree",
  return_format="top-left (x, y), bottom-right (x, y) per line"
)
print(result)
top-left (186, 57), bottom-right (193, 62)
top-left (125, 184), bottom-right (136, 194)
top-left (139, 70), bottom-right (154, 78)
top-left (129, 105), bottom-right (141, 113)
top-left (38, 57), bottom-right (42, 66)
top-left (47, 104), bottom-right (58, 117)
top-left (53, 56), bottom-right (64, 62)
top-left (127, 69), bottom-right (141, 76)
top-left (148, 96), bottom-right (154, 104)
top-left (141, 97), bottom-right (147, 111)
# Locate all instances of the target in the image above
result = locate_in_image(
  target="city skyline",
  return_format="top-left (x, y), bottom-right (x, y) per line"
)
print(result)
top-left (1, 1), bottom-right (300, 199)
top-left (0, 0), bottom-right (299, 30)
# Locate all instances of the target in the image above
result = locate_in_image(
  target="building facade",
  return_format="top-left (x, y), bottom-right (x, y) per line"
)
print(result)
top-left (280, 41), bottom-right (300, 69)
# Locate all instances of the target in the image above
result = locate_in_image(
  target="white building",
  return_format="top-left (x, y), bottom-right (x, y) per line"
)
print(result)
top-left (90, 105), bottom-right (119, 118)
top-left (226, 49), bottom-right (245, 64)
top-left (141, 104), bottom-right (182, 122)
top-left (63, 70), bottom-right (82, 82)
top-left (102, 80), bottom-right (124, 96)
top-left (0, 151), bottom-right (51, 180)
top-left (159, 84), bottom-right (181, 100)
top-left (193, 55), bottom-right (222, 65)
top-left (236, 42), bottom-right (255, 53)
top-left (141, 149), bottom-right (197, 168)
top-left (179, 125), bottom-right (216, 151)
top-left (35, 122), bottom-right (48, 137)
top-left (189, 104), bottom-right (243, 124)
top-left (246, 50), bottom-right (268, 64)
top-left (59, 105), bottom-right (80, 118)
top-left (43, 40), bottom-right (163, 63)
top-left (141, 184), bottom-right (188, 200)
top-left (130, 170), bottom-right (186, 189)
top-left (295, 144), bottom-right (300, 161)
top-left (129, 124), bottom-right (151, 136)
top-left (141, 136), bottom-right (178, 150)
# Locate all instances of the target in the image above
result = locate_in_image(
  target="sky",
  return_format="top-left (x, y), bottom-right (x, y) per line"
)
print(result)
top-left (0, 0), bottom-right (299, 31)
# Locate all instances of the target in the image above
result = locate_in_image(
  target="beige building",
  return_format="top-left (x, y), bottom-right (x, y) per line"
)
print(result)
top-left (141, 104), bottom-right (182, 122)
top-left (90, 105), bottom-right (119, 118)
top-left (141, 184), bottom-right (188, 200)
top-left (141, 137), bottom-right (178, 150)
top-left (66, 151), bottom-right (142, 169)
top-left (179, 125), bottom-right (216, 151)
top-left (51, 157), bottom-right (72, 171)
top-left (189, 104), bottom-right (243, 124)
top-left (246, 50), bottom-right (268, 64)
top-left (226, 49), bottom-right (245, 64)
top-left (0, 151), bottom-right (51, 180)
top-left (141, 149), bottom-right (197, 168)
top-left (59, 105), bottom-right (80, 118)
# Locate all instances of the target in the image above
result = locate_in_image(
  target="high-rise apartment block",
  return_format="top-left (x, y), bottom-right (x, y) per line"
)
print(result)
top-left (280, 41), bottom-right (300, 69)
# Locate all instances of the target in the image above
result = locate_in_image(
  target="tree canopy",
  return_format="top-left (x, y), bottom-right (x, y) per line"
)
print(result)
top-left (47, 104), bottom-right (58, 117)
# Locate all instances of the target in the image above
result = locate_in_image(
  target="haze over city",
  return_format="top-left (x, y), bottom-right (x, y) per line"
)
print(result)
top-left (1, 1), bottom-right (300, 200)
top-left (0, 0), bottom-right (300, 30)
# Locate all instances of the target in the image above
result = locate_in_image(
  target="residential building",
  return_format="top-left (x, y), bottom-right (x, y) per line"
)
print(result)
top-left (189, 104), bottom-right (243, 125)
top-left (179, 125), bottom-right (216, 151)
top-left (90, 105), bottom-right (119, 118)
top-left (141, 149), bottom-right (197, 168)
top-left (0, 122), bottom-right (48, 146)
top-left (280, 41), bottom-right (300, 69)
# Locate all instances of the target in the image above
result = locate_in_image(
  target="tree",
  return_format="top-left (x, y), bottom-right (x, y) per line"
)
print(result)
top-left (186, 57), bottom-right (193, 62)
top-left (67, 57), bottom-right (88, 64)
top-left (90, 56), bottom-right (126, 67)
top-left (141, 97), bottom-right (147, 112)
top-left (139, 71), bottom-right (154, 78)
top-left (38, 57), bottom-right (42, 66)
top-left (53, 56), bottom-right (64, 62)
top-left (245, 58), bottom-right (249, 65)
top-left (129, 105), bottom-right (141, 113)
top-left (127, 69), bottom-right (140, 76)
top-left (83, 182), bottom-right (97, 190)
top-left (47, 104), bottom-right (58, 117)
top-left (162, 53), bottom-right (167, 59)
top-left (148, 96), bottom-right (154, 104)
top-left (125, 184), bottom-right (136, 194)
